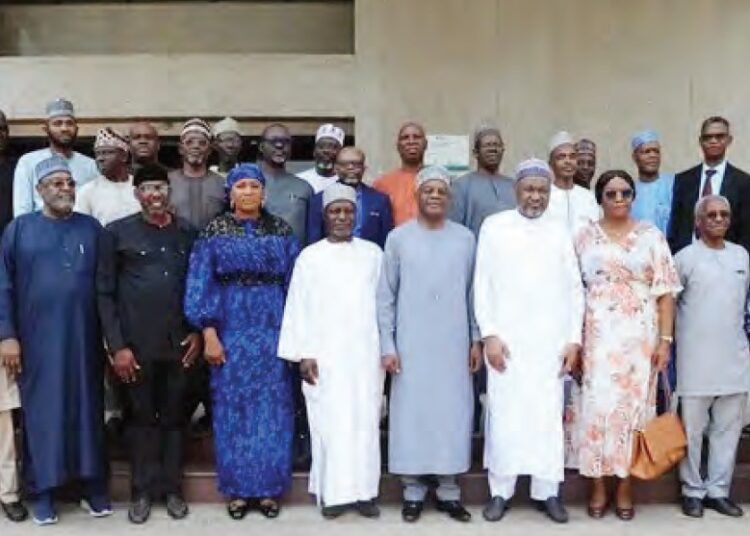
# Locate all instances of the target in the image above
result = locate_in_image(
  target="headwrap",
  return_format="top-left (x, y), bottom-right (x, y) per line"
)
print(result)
top-left (180, 118), bottom-right (211, 140)
top-left (133, 163), bottom-right (169, 187)
top-left (575, 138), bottom-right (596, 155)
top-left (315, 123), bottom-right (345, 146)
top-left (548, 131), bottom-right (575, 154)
top-left (94, 127), bottom-right (129, 152)
top-left (34, 155), bottom-right (72, 184)
top-left (45, 98), bottom-right (75, 120)
top-left (631, 129), bottom-right (660, 151)
top-left (226, 163), bottom-right (265, 190)
top-left (323, 182), bottom-right (357, 209)
top-left (415, 165), bottom-right (452, 189)
top-left (514, 158), bottom-right (553, 183)
top-left (212, 117), bottom-right (242, 138)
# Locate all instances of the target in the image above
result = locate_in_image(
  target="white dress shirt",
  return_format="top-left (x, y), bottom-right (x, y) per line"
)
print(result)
top-left (699, 159), bottom-right (728, 196)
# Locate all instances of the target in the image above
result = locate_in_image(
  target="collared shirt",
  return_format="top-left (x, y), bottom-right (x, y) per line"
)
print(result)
top-left (97, 213), bottom-right (197, 360)
top-left (13, 148), bottom-right (98, 216)
top-left (699, 159), bottom-right (728, 196)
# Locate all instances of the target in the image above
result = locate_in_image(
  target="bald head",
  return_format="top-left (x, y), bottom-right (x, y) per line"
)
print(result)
top-left (336, 146), bottom-right (367, 186)
top-left (129, 122), bottom-right (160, 164)
top-left (396, 122), bottom-right (427, 168)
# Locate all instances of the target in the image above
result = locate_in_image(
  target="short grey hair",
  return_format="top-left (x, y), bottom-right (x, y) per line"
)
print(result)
top-left (473, 124), bottom-right (503, 149)
top-left (694, 194), bottom-right (730, 218)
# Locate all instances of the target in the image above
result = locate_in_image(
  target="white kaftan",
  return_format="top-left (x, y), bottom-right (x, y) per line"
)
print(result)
top-left (475, 210), bottom-right (584, 485)
top-left (278, 238), bottom-right (384, 507)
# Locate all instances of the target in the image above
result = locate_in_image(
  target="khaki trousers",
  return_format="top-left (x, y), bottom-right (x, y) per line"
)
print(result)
top-left (0, 410), bottom-right (19, 503)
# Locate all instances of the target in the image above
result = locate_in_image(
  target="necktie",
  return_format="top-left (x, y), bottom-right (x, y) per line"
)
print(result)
top-left (702, 169), bottom-right (717, 197)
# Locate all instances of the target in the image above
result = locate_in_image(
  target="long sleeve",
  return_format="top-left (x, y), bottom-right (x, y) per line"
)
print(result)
top-left (376, 234), bottom-right (399, 355)
top-left (465, 234), bottom-right (481, 343)
top-left (12, 156), bottom-right (34, 217)
top-left (448, 179), bottom-right (467, 226)
top-left (378, 195), bottom-right (394, 249)
top-left (183, 237), bottom-right (221, 330)
top-left (74, 181), bottom-right (93, 216)
top-left (667, 173), bottom-right (685, 253)
top-left (283, 234), bottom-right (301, 295)
top-left (0, 220), bottom-right (18, 340)
top-left (278, 253), bottom-right (312, 362)
top-left (96, 227), bottom-right (126, 352)
top-left (305, 193), bottom-right (324, 246)
top-left (473, 221), bottom-right (500, 339)
top-left (562, 234), bottom-right (584, 345)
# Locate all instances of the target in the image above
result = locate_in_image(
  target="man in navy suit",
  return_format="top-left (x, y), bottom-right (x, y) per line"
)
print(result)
top-left (306, 147), bottom-right (393, 249)
top-left (669, 116), bottom-right (750, 254)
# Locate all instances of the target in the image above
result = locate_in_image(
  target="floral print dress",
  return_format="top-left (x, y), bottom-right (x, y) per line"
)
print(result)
top-left (566, 221), bottom-right (681, 478)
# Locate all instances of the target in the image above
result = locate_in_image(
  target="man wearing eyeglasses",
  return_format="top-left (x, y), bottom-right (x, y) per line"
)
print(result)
top-left (97, 163), bottom-right (200, 524)
top-left (669, 116), bottom-right (750, 254)
top-left (674, 195), bottom-right (749, 519)
top-left (258, 123), bottom-right (314, 248)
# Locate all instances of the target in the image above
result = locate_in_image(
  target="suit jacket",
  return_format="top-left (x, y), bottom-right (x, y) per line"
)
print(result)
top-left (668, 162), bottom-right (750, 254)
top-left (306, 181), bottom-right (394, 249)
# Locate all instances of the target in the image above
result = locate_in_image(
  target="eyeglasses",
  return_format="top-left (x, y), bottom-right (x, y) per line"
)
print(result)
top-left (700, 133), bottom-right (729, 142)
top-left (603, 188), bottom-right (634, 201)
top-left (705, 210), bottom-right (731, 220)
top-left (263, 136), bottom-right (291, 146)
top-left (138, 183), bottom-right (170, 194)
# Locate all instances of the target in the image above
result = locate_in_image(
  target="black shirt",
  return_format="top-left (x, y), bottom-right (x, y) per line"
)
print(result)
top-left (0, 158), bottom-right (16, 235)
top-left (97, 213), bottom-right (197, 361)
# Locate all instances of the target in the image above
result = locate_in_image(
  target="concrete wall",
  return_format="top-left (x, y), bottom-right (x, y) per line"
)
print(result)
top-left (1, 0), bottom-right (749, 176)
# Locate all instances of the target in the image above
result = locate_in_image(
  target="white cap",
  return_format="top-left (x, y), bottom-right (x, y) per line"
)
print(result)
top-left (316, 123), bottom-right (345, 146)
top-left (323, 182), bottom-right (357, 209)
top-left (212, 117), bottom-right (242, 138)
top-left (548, 131), bottom-right (575, 154)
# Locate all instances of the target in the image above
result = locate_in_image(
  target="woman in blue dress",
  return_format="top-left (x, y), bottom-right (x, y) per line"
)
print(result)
top-left (184, 164), bottom-right (298, 519)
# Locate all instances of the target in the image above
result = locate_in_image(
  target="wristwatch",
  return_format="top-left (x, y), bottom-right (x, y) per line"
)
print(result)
top-left (659, 335), bottom-right (674, 344)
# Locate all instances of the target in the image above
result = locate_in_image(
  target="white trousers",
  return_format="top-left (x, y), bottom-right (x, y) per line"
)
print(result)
top-left (0, 410), bottom-right (19, 503)
top-left (488, 471), bottom-right (559, 501)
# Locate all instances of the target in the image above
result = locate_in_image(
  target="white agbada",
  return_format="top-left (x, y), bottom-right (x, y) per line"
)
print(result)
top-left (278, 237), bottom-right (384, 507)
top-left (475, 209), bottom-right (584, 484)
top-left (545, 182), bottom-right (600, 236)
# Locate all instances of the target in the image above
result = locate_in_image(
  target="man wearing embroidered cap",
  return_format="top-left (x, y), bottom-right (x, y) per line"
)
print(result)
top-left (574, 138), bottom-right (597, 189)
top-left (298, 124), bottom-right (345, 194)
top-left (476, 159), bottom-right (584, 524)
top-left (545, 131), bottom-right (600, 236)
top-left (210, 117), bottom-right (243, 178)
top-left (0, 155), bottom-right (111, 524)
top-left (629, 130), bottom-right (674, 235)
top-left (13, 99), bottom-right (98, 216)
top-left (279, 182), bottom-right (384, 519)
top-left (75, 128), bottom-right (140, 226)
top-left (379, 165), bottom-right (479, 523)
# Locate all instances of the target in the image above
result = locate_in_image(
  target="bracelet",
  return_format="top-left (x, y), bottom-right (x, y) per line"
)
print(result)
top-left (659, 335), bottom-right (674, 344)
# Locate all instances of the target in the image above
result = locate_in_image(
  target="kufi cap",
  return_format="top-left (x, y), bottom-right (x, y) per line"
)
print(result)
top-left (34, 155), bottom-right (71, 184)
top-left (548, 131), bottom-right (575, 154)
top-left (315, 123), bottom-right (345, 146)
top-left (323, 182), bottom-right (357, 209)
top-left (415, 165), bottom-right (451, 189)
top-left (212, 117), bottom-right (242, 138)
top-left (514, 158), bottom-right (553, 183)
top-left (46, 98), bottom-right (75, 120)
top-left (631, 129), bottom-right (660, 151)
top-left (181, 118), bottom-right (211, 140)
top-left (94, 127), bottom-right (129, 152)
top-left (575, 138), bottom-right (596, 155)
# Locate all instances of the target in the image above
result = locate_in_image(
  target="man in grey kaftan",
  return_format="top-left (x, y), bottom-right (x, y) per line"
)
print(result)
top-left (378, 166), bottom-right (480, 523)
top-left (675, 195), bottom-right (750, 519)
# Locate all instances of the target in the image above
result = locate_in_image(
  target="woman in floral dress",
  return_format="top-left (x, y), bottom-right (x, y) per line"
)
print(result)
top-left (570, 170), bottom-right (681, 520)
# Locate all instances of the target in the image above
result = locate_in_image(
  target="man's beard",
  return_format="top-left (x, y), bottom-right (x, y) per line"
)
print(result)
top-left (49, 133), bottom-right (75, 149)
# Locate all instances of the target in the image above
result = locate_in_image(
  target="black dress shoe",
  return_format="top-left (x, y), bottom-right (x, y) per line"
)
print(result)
top-left (681, 497), bottom-right (704, 518)
top-left (436, 500), bottom-right (471, 522)
top-left (128, 496), bottom-right (151, 524)
top-left (482, 496), bottom-right (508, 522)
top-left (1, 501), bottom-right (29, 522)
top-left (356, 500), bottom-right (380, 518)
top-left (535, 497), bottom-right (569, 524)
top-left (321, 504), bottom-right (349, 519)
top-left (704, 497), bottom-right (743, 517)
top-left (165, 494), bottom-right (189, 520)
top-left (401, 501), bottom-right (423, 522)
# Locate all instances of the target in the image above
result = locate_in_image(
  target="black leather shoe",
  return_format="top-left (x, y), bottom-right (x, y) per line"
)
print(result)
top-left (482, 496), bottom-right (508, 522)
top-left (436, 500), bottom-right (471, 522)
top-left (704, 497), bottom-right (743, 517)
top-left (165, 494), bottom-right (189, 520)
top-left (535, 497), bottom-right (569, 524)
top-left (356, 500), bottom-right (380, 518)
top-left (321, 504), bottom-right (348, 519)
top-left (681, 497), bottom-right (704, 518)
top-left (401, 501), bottom-right (423, 522)
top-left (1, 501), bottom-right (29, 522)
top-left (128, 496), bottom-right (151, 524)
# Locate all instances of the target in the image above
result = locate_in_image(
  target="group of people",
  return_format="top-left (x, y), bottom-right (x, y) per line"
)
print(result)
top-left (0, 99), bottom-right (749, 527)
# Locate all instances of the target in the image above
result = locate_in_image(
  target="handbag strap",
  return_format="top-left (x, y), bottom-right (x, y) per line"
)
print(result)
top-left (653, 369), bottom-right (675, 414)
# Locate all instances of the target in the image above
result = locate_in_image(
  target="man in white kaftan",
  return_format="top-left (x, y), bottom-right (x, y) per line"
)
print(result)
top-left (278, 183), bottom-right (384, 519)
top-left (475, 158), bottom-right (584, 524)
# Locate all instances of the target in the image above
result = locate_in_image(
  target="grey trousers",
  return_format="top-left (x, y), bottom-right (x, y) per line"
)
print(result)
top-left (679, 393), bottom-right (747, 499)
top-left (401, 475), bottom-right (461, 502)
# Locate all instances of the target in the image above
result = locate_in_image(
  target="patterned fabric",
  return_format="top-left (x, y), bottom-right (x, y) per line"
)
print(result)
top-left (565, 221), bottom-right (681, 478)
top-left (184, 210), bottom-right (299, 498)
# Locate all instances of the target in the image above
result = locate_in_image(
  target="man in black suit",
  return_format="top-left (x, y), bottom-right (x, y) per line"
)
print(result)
top-left (669, 116), bottom-right (750, 254)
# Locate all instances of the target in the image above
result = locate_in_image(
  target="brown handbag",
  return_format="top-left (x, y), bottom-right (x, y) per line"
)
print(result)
top-left (630, 371), bottom-right (687, 480)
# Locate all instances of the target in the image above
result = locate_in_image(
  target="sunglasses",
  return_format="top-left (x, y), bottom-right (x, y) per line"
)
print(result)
top-left (138, 183), bottom-right (170, 194)
top-left (705, 210), bottom-right (731, 220)
top-left (603, 188), bottom-right (634, 201)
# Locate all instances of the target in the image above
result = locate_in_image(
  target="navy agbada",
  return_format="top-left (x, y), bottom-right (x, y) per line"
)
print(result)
top-left (0, 211), bottom-right (106, 493)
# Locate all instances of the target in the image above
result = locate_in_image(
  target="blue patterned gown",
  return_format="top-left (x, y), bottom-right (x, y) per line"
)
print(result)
top-left (184, 211), bottom-right (299, 498)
